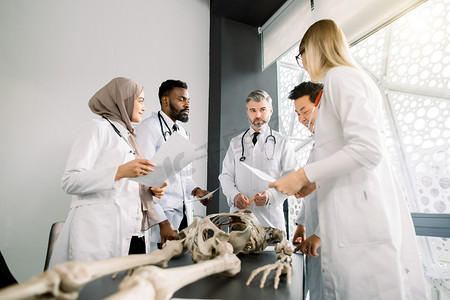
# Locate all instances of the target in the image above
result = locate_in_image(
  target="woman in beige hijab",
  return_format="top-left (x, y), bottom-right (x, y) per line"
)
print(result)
top-left (49, 77), bottom-right (166, 268)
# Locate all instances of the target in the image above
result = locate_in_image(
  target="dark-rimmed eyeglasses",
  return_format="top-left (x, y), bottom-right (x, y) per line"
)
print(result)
top-left (295, 49), bottom-right (305, 69)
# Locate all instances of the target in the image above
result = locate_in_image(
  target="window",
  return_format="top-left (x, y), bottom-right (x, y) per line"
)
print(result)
top-left (277, 0), bottom-right (449, 297)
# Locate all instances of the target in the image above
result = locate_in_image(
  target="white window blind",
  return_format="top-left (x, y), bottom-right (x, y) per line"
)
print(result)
top-left (261, 0), bottom-right (427, 69)
top-left (312, 0), bottom-right (427, 45)
top-left (261, 0), bottom-right (311, 70)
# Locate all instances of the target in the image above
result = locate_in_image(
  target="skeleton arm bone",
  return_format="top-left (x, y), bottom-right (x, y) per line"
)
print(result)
top-left (106, 242), bottom-right (241, 300)
top-left (0, 240), bottom-right (183, 300)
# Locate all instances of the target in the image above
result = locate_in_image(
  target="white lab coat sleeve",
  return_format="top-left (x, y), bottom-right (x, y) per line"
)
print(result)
top-left (185, 177), bottom-right (198, 196)
top-left (219, 143), bottom-right (241, 207)
top-left (151, 203), bottom-right (167, 223)
top-left (304, 67), bottom-right (382, 182)
top-left (295, 200), bottom-right (306, 225)
top-left (313, 223), bottom-right (320, 238)
top-left (61, 120), bottom-right (118, 195)
top-left (304, 150), bottom-right (362, 183)
top-left (136, 117), bottom-right (167, 223)
top-left (266, 138), bottom-right (299, 206)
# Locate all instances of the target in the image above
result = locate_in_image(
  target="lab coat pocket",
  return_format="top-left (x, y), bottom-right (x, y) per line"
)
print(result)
top-left (262, 159), bottom-right (279, 177)
top-left (332, 186), bottom-right (391, 247)
top-left (69, 203), bottom-right (120, 261)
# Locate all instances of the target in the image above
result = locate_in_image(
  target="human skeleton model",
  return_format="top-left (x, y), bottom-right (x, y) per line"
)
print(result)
top-left (0, 210), bottom-right (293, 300)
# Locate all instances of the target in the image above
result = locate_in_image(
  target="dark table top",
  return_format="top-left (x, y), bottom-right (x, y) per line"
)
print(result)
top-left (170, 248), bottom-right (304, 300)
top-left (79, 248), bottom-right (304, 299)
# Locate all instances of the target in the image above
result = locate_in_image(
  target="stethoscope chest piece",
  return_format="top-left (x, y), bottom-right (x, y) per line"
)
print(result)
top-left (239, 127), bottom-right (276, 162)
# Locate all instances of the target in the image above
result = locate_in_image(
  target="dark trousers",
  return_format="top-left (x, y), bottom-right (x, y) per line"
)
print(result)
top-left (128, 236), bottom-right (146, 255)
top-left (179, 204), bottom-right (188, 231)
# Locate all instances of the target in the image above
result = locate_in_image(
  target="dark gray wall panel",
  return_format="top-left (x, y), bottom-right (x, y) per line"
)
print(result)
top-left (207, 15), bottom-right (278, 214)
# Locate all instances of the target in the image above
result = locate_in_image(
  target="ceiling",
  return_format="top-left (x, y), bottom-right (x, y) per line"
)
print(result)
top-left (211, 0), bottom-right (288, 28)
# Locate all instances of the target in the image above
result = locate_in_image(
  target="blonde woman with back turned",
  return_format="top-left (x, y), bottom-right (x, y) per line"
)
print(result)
top-left (270, 19), bottom-right (426, 299)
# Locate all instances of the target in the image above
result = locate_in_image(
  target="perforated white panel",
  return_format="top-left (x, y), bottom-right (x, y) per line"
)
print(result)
top-left (277, 0), bottom-right (449, 295)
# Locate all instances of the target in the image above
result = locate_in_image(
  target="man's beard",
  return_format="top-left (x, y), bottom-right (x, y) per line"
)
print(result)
top-left (170, 102), bottom-right (189, 122)
top-left (250, 117), bottom-right (267, 129)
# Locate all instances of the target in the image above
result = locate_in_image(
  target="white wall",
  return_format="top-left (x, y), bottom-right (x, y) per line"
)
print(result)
top-left (0, 0), bottom-right (210, 282)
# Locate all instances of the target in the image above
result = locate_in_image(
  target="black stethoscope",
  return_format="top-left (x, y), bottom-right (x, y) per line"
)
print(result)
top-left (157, 111), bottom-right (187, 141)
top-left (103, 116), bottom-right (136, 155)
top-left (158, 111), bottom-right (172, 141)
top-left (240, 127), bottom-right (276, 162)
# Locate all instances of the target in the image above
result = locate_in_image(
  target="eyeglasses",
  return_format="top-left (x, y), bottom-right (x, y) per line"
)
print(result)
top-left (295, 49), bottom-right (305, 69)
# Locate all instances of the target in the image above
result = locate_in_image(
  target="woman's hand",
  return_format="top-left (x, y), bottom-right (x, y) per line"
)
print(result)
top-left (294, 182), bottom-right (317, 198)
top-left (269, 168), bottom-right (310, 196)
top-left (151, 182), bottom-right (168, 198)
top-left (115, 159), bottom-right (155, 181)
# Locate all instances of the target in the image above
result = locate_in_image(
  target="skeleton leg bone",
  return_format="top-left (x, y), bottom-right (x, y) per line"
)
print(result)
top-left (0, 240), bottom-right (183, 300)
top-left (106, 242), bottom-right (241, 300)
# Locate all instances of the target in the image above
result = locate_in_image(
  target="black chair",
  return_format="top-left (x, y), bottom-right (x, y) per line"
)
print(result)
top-left (43, 221), bottom-right (64, 271)
top-left (0, 250), bottom-right (18, 288)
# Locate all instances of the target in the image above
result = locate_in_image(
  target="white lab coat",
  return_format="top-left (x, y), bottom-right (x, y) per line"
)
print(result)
top-left (136, 111), bottom-right (197, 243)
top-left (303, 66), bottom-right (426, 299)
top-left (49, 118), bottom-right (143, 268)
top-left (219, 125), bottom-right (298, 231)
top-left (295, 148), bottom-right (323, 300)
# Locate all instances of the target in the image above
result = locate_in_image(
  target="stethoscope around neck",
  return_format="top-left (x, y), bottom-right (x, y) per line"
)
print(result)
top-left (103, 116), bottom-right (136, 155)
top-left (239, 127), bottom-right (276, 162)
top-left (158, 111), bottom-right (172, 141)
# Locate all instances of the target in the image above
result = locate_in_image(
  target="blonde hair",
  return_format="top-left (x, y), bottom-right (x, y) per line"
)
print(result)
top-left (300, 19), bottom-right (358, 81)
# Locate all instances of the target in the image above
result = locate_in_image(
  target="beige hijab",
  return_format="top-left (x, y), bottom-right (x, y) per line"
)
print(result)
top-left (89, 77), bottom-right (158, 231)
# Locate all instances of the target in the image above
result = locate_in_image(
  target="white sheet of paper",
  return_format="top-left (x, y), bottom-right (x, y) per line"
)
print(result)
top-left (185, 187), bottom-right (220, 203)
top-left (131, 132), bottom-right (198, 188)
top-left (240, 162), bottom-right (276, 182)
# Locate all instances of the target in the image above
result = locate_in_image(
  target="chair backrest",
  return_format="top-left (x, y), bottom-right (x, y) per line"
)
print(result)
top-left (0, 250), bottom-right (17, 288)
top-left (43, 221), bottom-right (64, 271)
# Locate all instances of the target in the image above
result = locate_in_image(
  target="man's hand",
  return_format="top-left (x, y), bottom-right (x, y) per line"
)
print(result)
top-left (295, 234), bottom-right (321, 257)
top-left (193, 188), bottom-right (213, 206)
top-left (159, 220), bottom-right (179, 246)
top-left (234, 193), bottom-right (250, 209)
top-left (292, 224), bottom-right (306, 244)
top-left (253, 191), bottom-right (269, 206)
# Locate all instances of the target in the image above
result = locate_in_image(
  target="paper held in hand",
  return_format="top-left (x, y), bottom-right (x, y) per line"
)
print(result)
top-left (240, 162), bottom-right (276, 182)
top-left (185, 187), bottom-right (220, 203)
top-left (130, 132), bottom-right (199, 188)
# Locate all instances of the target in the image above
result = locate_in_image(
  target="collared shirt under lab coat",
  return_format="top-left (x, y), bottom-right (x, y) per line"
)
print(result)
top-left (303, 66), bottom-right (426, 299)
top-left (136, 111), bottom-right (197, 243)
top-left (49, 118), bottom-right (143, 268)
top-left (295, 147), bottom-right (324, 300)
top-left (219, 125), bottom-right (298, 231)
